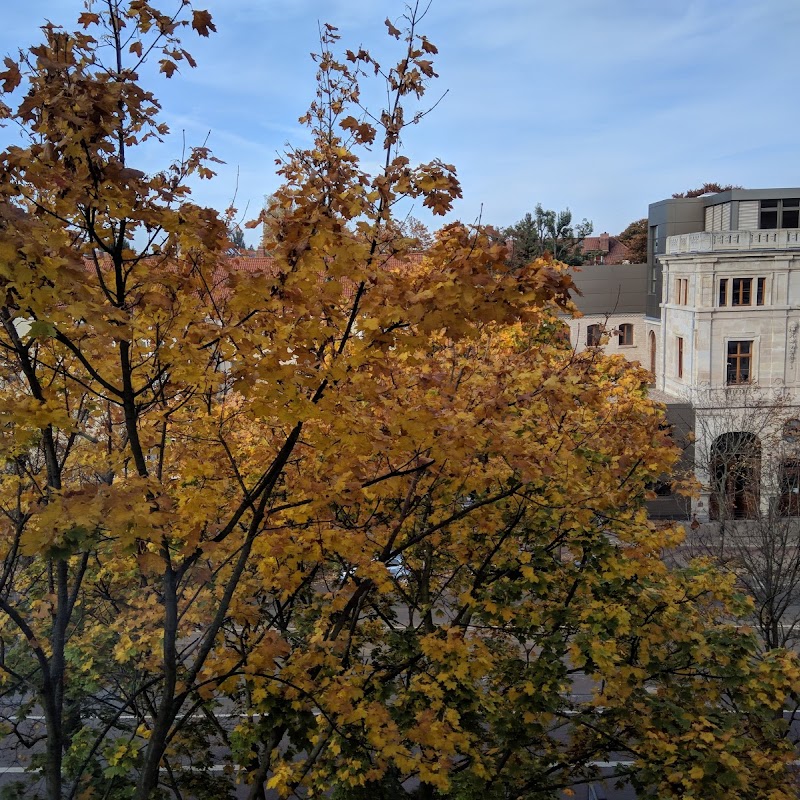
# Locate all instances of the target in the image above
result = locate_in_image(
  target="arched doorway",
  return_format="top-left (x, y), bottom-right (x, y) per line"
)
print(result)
top-left (648, 331), bottom-right (656, 380)
top-left (709, 432), bottom-right (761, 520)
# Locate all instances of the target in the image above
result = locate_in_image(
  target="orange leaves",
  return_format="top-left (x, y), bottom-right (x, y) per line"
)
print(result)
top-left (339, 115), bottom-right (376, 145)
top-left (384, 18), bottom-right (402, 39)
top-left (159, 58), bottom-right (178, 78)
top-left (77, 12), bottom-right (101, 28)
top-left (191, 9), bottom-right (216, 37)
top-left (419, 36), bottom-right (438, 55)
top-left (0, 58), bottom-right (21, 93)
top-left (0, 8), bottom-right (794, 800)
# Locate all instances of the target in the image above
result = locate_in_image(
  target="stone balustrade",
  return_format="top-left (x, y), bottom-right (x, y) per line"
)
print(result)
top-left (666, 229), bottom-right (800, 254)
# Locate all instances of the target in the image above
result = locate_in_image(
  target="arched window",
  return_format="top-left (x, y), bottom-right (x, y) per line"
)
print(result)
top-left (586, 324), bottom-right (601, 347)
top-left (710, 432), bottom-right (761, 520)
top-left (618, 323), bottom-right (634, 346)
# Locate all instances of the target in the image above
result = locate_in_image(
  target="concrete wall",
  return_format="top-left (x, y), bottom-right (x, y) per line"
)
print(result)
top-left (568, 262), bottom-right (647, 315)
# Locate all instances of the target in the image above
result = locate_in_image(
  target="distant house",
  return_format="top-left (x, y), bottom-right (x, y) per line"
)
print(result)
top-left (579, 232), bottom-right (632, 265)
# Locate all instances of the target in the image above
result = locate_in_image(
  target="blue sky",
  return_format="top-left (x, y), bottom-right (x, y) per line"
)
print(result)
top-left (1, 1), bottom-right (798, 246)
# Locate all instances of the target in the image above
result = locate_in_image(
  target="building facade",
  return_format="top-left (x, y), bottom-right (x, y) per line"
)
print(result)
top-left (650, 189), bottom-right (800, 521)
top-left (568, 189), bottom-right (800, 522)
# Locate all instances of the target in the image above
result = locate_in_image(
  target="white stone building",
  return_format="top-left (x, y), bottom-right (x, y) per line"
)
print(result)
top-left (649, 189), bottom-right (800, 521)
top-left (567, 189), bottom-right (800, 522)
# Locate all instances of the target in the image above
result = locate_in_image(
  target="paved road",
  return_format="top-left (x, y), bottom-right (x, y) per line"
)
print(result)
top-left (0, 700), bottom-right (796, 798)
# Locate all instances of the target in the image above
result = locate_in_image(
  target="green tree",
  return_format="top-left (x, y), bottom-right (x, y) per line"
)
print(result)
top-left (230, 225), bottom-right (246, 250)
top-left (618, 217), bottom-right (648, 263)
top-left (504, 203), bottom-right (592, 268)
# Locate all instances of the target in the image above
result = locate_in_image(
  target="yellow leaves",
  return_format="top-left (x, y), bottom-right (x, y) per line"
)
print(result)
top-left (0, 8), bottom-right (794, 800)
top-left (688, 765), bottom-right (705, 781)
top-left (113, 632), bottom-right (137, 664)
top-left (266, 762), bottom-right (299, 795)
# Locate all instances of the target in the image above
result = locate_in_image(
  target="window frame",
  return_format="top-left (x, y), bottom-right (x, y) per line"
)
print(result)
top-left (674, 277), bottom-right (689, 305)
top-left (760, 198), bottom-right (800, 229)
top-left (677, 336), bottom-right (684, 379)
top-left (586, 324), bottom-right (601, 347)
top-left (731, 277), bottom-right (752, 306)
top-left (718, 276), bottom-right (767, 307)
top-left (618, 323), bottom-right (634, 347)
top-left (726, 340), bottom-right (753, 385)
top-left (779, 459), bottom-right (800, 517)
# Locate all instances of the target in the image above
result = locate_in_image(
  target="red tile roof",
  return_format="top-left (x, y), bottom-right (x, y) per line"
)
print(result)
top-left (580, 233), bottom-right (632, 265)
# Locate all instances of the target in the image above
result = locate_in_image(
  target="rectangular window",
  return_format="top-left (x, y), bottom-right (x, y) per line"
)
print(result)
top-left (778, 459), bottom-right (800, 517)
top-left (759, 199), bottom-right (800, 229)
top-left (586, 324), bottom-right (601, 347)
top-left (726, 340), bottom-right (752, 385)
top-left (677, 336), bottom-right (684, 379)
top-left (779, 459), bottom-right (800, 516)
top-left (674, 278), bottom-right (689, 305)
top-left (719, 277), bottom-right (767, 306)
top-left (760, 199), bottom-right (779, 229)
top-left (782, 199), bottom-right (800, 228)
top-left (618, 324), bottom-right (633, 346)
top-left (732, 277), bottom-right (752, 306)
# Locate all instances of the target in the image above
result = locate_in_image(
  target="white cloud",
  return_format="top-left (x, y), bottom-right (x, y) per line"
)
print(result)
top-left (0, 0), bottom-right (798, 238)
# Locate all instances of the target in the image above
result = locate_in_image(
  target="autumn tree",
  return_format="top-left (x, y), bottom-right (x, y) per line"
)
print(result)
top-left (672, 182), bottom-right (744, 198)
top-left (0, 4), bottom-right (796, 800)
top-left (618, 217), bottom-right (648, 263)
top-left (504, 204), bottom-right (593, 268)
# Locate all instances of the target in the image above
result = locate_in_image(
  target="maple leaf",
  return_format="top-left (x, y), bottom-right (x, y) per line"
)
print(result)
top-left (385, 18), bottom-right (401, 39)
top-left (0, 58), bottom-right (21, 93)
top-left (159, 58), bottom-right (178, 78)
top-left (191, 9), bottom-right (216, 37)
top-left (420, 36), bottom-right (438, 54)
top-left (77, 12), bottom-right (100, 27)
